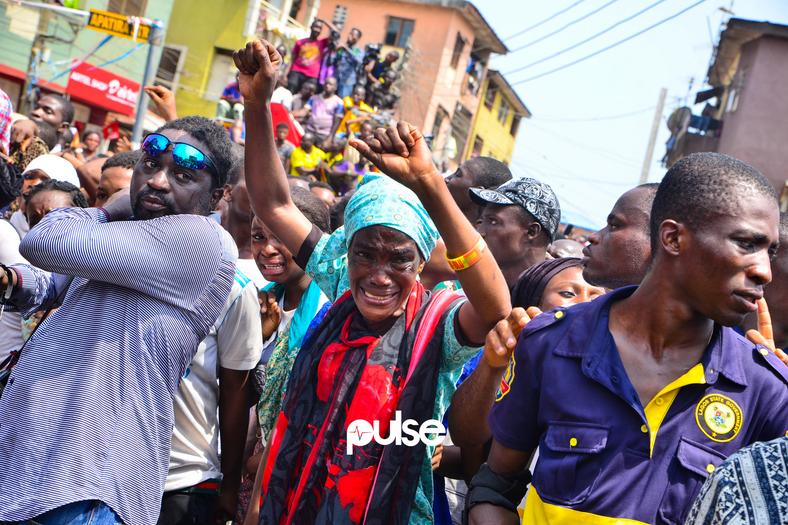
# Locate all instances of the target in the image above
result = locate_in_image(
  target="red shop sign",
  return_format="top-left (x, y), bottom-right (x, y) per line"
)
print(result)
top-left (66, 62), bottom-right (139, 116)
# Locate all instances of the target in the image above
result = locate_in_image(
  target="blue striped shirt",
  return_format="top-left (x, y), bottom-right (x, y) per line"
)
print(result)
top-left (0, 207), bottom-right (237, 525)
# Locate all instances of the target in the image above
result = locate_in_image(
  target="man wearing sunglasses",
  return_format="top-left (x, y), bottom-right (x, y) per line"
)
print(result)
top-left (0, 116), bottom-right (238, 525)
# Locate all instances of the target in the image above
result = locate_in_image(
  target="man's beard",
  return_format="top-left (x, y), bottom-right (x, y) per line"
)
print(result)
top-left (132, 188), bottom-right (176, 219)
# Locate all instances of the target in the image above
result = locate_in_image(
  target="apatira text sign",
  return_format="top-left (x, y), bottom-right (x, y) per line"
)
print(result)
top-left (87, 9), bottom-right (150, 41)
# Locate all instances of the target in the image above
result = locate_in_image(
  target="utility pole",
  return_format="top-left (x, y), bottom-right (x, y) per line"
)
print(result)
top-left (639, 87), bottom-right (667, 184)
top-left (20, 8), bottom-right (54, 114)
top-left (132, 20), bottom-right (162, 144)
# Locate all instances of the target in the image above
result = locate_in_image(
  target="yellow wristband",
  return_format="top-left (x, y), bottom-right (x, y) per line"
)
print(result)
top-left (446, 237), bottom-right (487, 272)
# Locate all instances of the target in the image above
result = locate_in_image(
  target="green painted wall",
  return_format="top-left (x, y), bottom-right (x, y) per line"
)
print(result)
top-left (165, 0), bottom-right (250, 118)
top-left (0, 0), bottom-right (174, 107)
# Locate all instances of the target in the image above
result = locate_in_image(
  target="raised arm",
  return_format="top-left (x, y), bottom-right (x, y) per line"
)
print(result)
top-left (18, 205), bottom-right (230, 310)
top-left (365, 60), bottom-right (376, 84)
top-left (351, 123), bottom-right (510, 344)
top-left (234, 40), bottom-right (313, 257)
top-left (144, 85), bottom-right (178, 122)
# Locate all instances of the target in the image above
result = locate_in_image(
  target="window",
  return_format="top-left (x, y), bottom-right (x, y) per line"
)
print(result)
top-left (484, 83), bottom-right (497, 109)
top-left (450, 103), bottom-right (473, 161)
top-left (497, 99), bottom-right (510, 124)
top-left (154, 45), bottom-right (186, 91)
top-left (465, 52), bottom-right (484, 96)
top-left (431, 106), bottom-right (448, 140)
top-left (450, 32), bottom-right (466, 69)
top-left (204, 49), bottom-right (236, 102)
top-left (385, 16), bottom-right (415, 48)
top-left (510, 115), bottom-right (521, 136)
top-left (108, 0), bottom-right (147, 16)
top-left (289, 0), bottom-right (303, 20)
top-left (471, 135), bottom-right (484, 157)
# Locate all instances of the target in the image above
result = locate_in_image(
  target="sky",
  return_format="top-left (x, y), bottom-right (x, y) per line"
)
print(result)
top-left (474, 0), bottom-right (788, 229)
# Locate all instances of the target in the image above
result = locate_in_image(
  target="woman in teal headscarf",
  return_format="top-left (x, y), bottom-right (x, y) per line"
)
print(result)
top-left (237, 39), bottom-right (511, 525)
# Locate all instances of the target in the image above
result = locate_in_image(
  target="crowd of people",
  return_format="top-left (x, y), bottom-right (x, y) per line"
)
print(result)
top-left (0, 35), bottom-right (786, 525)
top-left (219, 19), bottom-right (401, 201)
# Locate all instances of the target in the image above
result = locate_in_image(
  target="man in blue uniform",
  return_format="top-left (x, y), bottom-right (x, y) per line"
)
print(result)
top-left (466, 152), bottom-right (788, 525)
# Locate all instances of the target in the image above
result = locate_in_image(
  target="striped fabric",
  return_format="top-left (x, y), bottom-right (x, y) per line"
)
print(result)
top-left (0, 207), bottom-right (237, 525)
top-left (686, 437), bottom-right (788, 525)
top-left (0, 87), bottom-right (11, 154)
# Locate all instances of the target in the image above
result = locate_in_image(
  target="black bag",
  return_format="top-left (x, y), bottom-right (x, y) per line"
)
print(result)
top-left (0, 158), bottom-right (22, 209)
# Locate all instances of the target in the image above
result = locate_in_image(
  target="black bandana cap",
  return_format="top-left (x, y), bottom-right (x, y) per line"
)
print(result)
top-left (469, 178), bottom-right (562, 241)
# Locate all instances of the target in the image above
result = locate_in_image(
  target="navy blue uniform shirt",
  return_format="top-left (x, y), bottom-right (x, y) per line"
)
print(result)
top-left (489, 287), bottom-right (788, 524)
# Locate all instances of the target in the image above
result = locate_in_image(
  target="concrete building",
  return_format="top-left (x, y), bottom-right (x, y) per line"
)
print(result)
top-left (313, 0), bottom-right (508, 170)
top-left (0, 0), bottom-right (174, 128)
top-left (466, 69), bottom-right (529, 164)
top-left (161, 0), bottom-right (312, 118)
top-left (663, 18), bottom-right (788, 209)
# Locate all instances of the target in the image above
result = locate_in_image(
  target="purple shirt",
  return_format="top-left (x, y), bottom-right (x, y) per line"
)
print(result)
top-left (0, 208), bottom-right (237, 525)
top-left (490, 287), bottom-right (788, 524)
top-left (305, 93), bottom-right (343, 137)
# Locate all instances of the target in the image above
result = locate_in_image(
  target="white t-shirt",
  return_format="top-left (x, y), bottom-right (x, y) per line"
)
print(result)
top-left (165, 268), bottom-right (263, 491)
top-left (0, 219), bottom-right (27, 360)
top-left (8, 210), bottom-right (28, 239)
top-left (236, 257), bottom-right (267, 290)
top-left (271, 86), bottom-right (294, 111)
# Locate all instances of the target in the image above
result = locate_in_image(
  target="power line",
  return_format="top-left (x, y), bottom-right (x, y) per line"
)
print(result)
top-left (504, 0), bottom-right (588, 41)
top-left (511, 0), bottom-right (708, 85)
top-left (510, 0), bottom-right (623, 54)
top-left (526, 122), bottom-right (642, 167)
top-left (535, 105), bottom-right (656, 122)
top-left (520, 159), bottom-right (632, 187)
top-left (505, 0), bottom-right (669, 76)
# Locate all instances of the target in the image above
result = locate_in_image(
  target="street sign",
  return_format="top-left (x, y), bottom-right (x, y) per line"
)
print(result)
top-left (86, 9), bottom-right (151, 41)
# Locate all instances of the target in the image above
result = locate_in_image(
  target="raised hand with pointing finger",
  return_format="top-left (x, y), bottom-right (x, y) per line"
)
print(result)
top-left (746, 297), bottom-right (788, 365)
top-left (144, 85), bottom-right (178, 122)
top-left (483, 307), bottom-right (541, 369)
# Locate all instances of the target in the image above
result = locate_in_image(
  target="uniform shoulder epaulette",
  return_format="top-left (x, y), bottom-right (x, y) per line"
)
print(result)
top-left (522, 307), bottom-right (569, 337)
top-left (753, 345), bottom-right (788, 385)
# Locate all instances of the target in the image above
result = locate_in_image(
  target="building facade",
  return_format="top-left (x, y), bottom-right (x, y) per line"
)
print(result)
top-left (663, 18), bottom-right (788, 209)
top-left (466, 69), bottom-right (529, 164)
top-left (314, 0), bottom-right (508, 170)
top-left (162, 0), bottom-right (312, 119)
top-left (0, 0), bottom-right (174, 129)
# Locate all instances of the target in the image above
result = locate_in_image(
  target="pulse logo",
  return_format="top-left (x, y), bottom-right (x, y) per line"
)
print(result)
top-left (346, 411), bottom-right (446, 454)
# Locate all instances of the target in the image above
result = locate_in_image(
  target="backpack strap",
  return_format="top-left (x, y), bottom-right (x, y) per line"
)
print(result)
top-left (403, 289), bottom-right (461, 389)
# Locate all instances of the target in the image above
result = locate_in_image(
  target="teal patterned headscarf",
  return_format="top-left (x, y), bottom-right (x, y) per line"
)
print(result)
top-left (342, 174), bottom-right (439, 259)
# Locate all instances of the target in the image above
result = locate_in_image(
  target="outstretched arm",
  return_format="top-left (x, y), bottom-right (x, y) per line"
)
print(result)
top-left (449, 308), bottom-right (537, 447)
top-left (350, 123), bottom-right (510, 344)
top-left (234, 40), bottom-right (313, 257)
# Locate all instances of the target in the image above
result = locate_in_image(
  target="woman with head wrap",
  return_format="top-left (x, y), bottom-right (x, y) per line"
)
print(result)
top-left (512, 257), bottom-right (605, 312)
top-left (237, 39), bottom-right (511, 525)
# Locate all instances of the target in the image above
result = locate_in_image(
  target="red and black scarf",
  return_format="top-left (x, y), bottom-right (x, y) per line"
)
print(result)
top-left (259, 284), bottom-right (460, 525)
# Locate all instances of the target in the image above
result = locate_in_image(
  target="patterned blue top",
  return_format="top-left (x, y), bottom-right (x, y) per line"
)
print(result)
top-left (0, 207), bottom-right (237, 525)
top-left (686, 436), bottom-right (788, 525)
